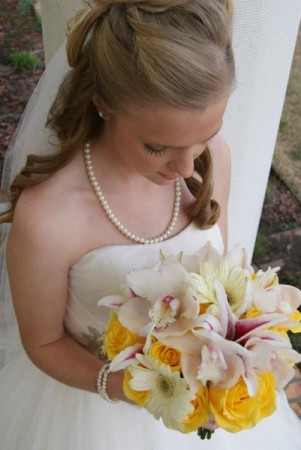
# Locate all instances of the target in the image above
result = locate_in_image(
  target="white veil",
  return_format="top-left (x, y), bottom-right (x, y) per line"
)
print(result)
top-left (0, 43), bottom-right (71, 368)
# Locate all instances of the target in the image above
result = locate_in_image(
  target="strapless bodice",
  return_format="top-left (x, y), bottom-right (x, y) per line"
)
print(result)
top-left (64, 222), bottom-right (224, 354)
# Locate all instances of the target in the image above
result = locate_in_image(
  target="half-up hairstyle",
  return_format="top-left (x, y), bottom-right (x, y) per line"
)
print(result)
top-left (2, 0), bottom-right (235, 226)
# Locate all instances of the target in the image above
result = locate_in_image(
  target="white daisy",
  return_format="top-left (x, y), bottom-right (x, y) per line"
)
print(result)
top-left (129, 354), bottom-right (195, 432)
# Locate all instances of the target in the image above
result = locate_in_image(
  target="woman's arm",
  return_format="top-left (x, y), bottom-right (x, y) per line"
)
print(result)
top-left (6, 187), bottom-right (126, 401)
top-left (209, 135), bottom-right (232, 253)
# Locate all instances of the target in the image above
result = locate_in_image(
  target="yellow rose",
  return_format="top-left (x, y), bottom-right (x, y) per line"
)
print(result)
top-left (148, 339), bottom-right (181, 371)
top-left (257, 373), bottom-right (277, 419)
top-left (103, 311), bottom-right (145, 360)
top-left (123, 367), bottom-right (151, 407)
top-left (209, 373), bottom-right (276, 433)
top-left (182, 385), bottom-right (211, 433)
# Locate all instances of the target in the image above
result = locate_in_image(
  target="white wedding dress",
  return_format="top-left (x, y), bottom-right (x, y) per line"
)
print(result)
top-left (0, 222), bottom-right (300, 450)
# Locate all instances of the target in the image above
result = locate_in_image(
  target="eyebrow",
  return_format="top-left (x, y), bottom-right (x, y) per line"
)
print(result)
top-left (142, 123), bottom-right (223, 149)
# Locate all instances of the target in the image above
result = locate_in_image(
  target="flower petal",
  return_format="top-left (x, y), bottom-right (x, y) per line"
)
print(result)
top-left (118, 298), bottom-right (151, 333)
top-left (180, 352), bottom-right (201, 393)
top-left (109, 343), bottom-right (144, 371)
top-left (97, 295), bottom-right (128, 309)
top-left (234, 313), bottom-right (288, 342)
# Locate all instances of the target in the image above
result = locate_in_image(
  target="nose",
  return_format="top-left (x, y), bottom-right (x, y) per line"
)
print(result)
top-left (171, 145), bottom-right (205, 178)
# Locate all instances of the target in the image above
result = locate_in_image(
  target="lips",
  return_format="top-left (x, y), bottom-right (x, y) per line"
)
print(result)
top-left (159, 172), bottom-right (179, 181)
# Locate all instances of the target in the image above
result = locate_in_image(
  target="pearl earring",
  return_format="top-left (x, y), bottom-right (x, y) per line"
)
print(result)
top-left (98, 111), bottom-right (104, 119)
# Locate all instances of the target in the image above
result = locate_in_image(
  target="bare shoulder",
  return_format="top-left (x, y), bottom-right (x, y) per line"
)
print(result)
top-left (209, 135), bottom-right (232, 182)
top-left (208, 134), bottom-right (232, 251)
top-left (209, 134), bottom-right (232, 201)
top-left (8, 160), bottom-right (86, 268)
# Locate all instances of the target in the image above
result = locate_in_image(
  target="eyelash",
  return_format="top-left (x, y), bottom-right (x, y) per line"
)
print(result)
top-left (144, 144), bottom-right (167, 157)
top-left (144, 134), bottom-right (217, 157)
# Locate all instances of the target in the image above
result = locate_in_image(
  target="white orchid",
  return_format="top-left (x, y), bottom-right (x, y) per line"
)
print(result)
top-left (99, 260), bottom-right (200, 338)
top-left (245, 329), bottom-right (301, 389)
top-left (251, 270), bottom-right (301, 315)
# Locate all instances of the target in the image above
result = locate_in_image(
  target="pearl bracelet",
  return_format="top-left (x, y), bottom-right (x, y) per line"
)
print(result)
top-left (97, 363), bottom-right (120, 404)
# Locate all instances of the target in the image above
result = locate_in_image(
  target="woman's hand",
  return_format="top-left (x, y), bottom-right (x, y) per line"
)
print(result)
top-left (106, 369), bottom-right (133, 404)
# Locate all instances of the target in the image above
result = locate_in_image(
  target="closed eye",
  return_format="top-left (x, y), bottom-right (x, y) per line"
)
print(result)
top-left (144, 143), bottom-right (167, 157)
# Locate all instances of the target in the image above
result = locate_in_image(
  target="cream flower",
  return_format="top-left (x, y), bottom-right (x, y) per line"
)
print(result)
top-left (128, 354), bottom-right (195, 432)
top-left (189, 243), bottom-right (253, 316)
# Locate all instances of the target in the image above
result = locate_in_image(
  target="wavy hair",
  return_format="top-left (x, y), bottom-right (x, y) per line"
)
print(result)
top-left (2, 0), bottom-right (235, 227)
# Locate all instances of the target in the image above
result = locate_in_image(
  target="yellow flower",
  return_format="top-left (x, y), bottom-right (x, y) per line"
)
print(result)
top-left (148, 339), bottom-right (181, 371)
top-left (103, 311), bottom-right (145, 360)
top-left (257, 373), bottom-right (277, 419)
top-left (288, 309), bottom-right (301, 333)
top-left (243, 306), bottom-right (260, 319)
top-left (123, 368), bottom-right (151, 407)
top-left (269, 310), bottom-right (301, 336)
top-left (182, 385), bottom-right (211, 433)
top-left (209, 373), bottom-right (276, 433)
top-left (244, 307), bottom-right (301, 337)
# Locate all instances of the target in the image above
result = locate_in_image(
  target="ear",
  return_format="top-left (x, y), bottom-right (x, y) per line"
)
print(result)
top-left (92, 95), bottom-right (103, 111)
top-left (92, 96), bottom-right (111, 119)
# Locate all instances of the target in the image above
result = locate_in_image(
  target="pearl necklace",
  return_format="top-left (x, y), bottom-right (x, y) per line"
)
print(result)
top-left (84, 142), bottom-right (181, 244)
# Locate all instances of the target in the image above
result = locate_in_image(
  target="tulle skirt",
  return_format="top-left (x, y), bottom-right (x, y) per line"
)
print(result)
top-left (0, 350), bottom-right (300, 450)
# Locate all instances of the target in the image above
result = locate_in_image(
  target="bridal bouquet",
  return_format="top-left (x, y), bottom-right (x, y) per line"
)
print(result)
top-left (98, 243), bottom-right (301, 438)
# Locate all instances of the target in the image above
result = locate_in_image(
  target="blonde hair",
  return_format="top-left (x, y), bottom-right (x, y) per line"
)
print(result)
top-left (2, 0), bottom-right (235, 226)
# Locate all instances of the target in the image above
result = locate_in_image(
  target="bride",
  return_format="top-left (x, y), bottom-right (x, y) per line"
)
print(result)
top-left (0, 1), bottom-right (300, 449)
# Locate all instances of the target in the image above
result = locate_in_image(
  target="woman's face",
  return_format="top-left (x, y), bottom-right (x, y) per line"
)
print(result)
top-left (100, 96), bottom-right (229, 185)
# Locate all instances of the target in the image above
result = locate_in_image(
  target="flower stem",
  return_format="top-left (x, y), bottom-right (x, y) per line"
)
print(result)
top-left (197, 427), bottom-right (215, 440)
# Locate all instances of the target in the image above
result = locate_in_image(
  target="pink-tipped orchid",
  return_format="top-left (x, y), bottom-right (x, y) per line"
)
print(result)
top-left (109, 342), bottom-right (145, 372)
top-left (162, 326), bottom-right (257, 396)
top-left (156, 282), bottom-right (298, 397)
top-left (245, 330), bottom-right (301, 389)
